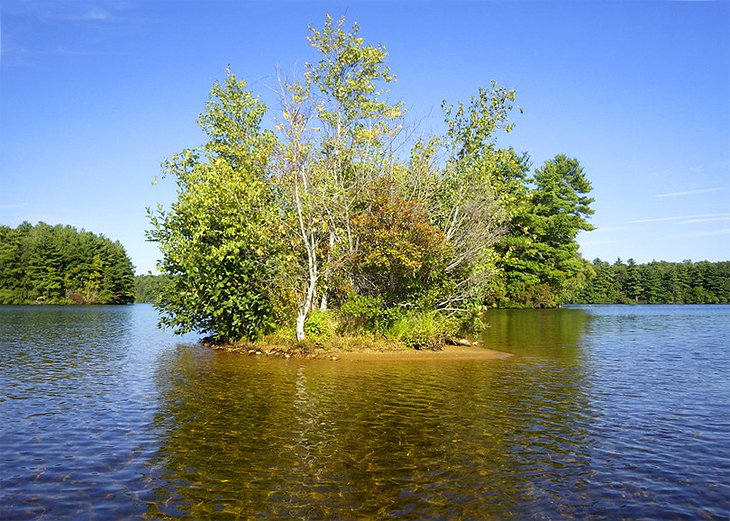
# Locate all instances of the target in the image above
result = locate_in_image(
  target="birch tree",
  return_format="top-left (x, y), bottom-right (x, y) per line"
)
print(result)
top-left (303, 15), bottom-right (405, 303)
top-left (274, 77), bottom-right (323, 341)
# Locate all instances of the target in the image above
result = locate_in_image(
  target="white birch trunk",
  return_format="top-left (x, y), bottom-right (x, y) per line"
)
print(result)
top-left (295, 311), bottom-right (307, 342)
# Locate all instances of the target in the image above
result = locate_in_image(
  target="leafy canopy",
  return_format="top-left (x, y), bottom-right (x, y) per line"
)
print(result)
top-left (148, 15), bottom-right (595, 344)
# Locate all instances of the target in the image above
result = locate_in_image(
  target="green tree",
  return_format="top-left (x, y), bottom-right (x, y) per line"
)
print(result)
top-left (134, 273), bottom-right (171, 303)
top-left (147, 72), bottom-right (281, 342)
top-left (495, 155), bottom-right (594, 307)
top-left (0, 222), bottom-right (134, 304)
top-left (146, 16), bottom-right (604, 345)
top-left (625, 258), bottom-right (643, 303)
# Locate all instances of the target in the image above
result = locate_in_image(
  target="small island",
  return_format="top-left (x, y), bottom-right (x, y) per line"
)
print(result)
top-left (146, 16), bottom-right (596, 353)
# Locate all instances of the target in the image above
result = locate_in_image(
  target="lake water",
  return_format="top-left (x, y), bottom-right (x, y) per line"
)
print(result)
top-left (0, 304), bottom-right (728, 520)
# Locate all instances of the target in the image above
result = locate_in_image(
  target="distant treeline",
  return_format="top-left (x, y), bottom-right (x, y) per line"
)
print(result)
top-left (134, 260), bottom-right (730, 308)
top-left (134, 273), bottom-right (170, 304)
top-left (571, 259), bottom-right (730, 304)
top-left (0, 222), bottom-right (135, 304)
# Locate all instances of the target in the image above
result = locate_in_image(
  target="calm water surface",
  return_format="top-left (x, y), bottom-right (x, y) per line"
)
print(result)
top-left (0, 304), bottom-right (728, 520)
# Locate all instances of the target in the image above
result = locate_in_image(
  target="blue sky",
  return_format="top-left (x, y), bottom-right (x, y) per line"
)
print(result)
top-left (1, 0), bottom-right (729, 274)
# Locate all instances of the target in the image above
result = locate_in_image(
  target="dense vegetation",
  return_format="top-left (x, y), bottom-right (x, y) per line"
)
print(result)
top-left (134, 273), bottom-right (170, 304)
top-left (572, 259), bottom-right (730, 304)
top-left (148, 16), bottom-right (595, 345)
top-left (0, 222), bottom-right (135, 304)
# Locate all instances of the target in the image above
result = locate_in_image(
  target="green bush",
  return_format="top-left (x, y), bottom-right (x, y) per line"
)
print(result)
top-left (383, 316), bottom-right (410, 341)
top-left (304, 310), bottom-right (335, 342)
top-left (458, 304), bottom-right (488, 337)
top-left (339, 293), bottom-right (388, 333)
top-left (384, 310), bottom-right (458, 350)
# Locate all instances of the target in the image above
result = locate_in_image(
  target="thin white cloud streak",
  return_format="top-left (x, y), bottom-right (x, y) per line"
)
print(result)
top-left (655, 187), bottom-right (725, 198)
top-left (29, 4), bottom-right (114, 23)
top-left (48, 46), bottom-right (128, 57)
top-left (630, 213), bottom-right (730, 224)
top-left (681, 216), bottom-right (730, 224)
top-left (669, 228), bottom-right (730, 239)
top-left (81, 9), bottom-right (112, 21)
top-left (3, 45), bottom-right (128, 59)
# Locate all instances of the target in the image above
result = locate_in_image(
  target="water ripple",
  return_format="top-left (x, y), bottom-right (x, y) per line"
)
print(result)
top-left (1, 305), bottom-right (729, 520)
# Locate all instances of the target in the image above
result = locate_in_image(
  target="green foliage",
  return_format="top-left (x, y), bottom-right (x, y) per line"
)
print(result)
top-left (134, 273), bottom-right (170, 303)
top-left (491, 154), bottom-right (595, 307)
top-left (0, 222), bottom-right (135, 304)
top-left (303, 310), bottom-right (336, 342)
top-left (457, 304), bottom-right (489, 337)
top-left (573, 259), bottom-right (730, 304)
top-left (147, 72), bottom-right (281, 343)
top-left (384, 311), bottom-right (458, 350)
top-left (305, 14), bottom-right (403, 147)
top-left (338, 292), bottom-right (390, 333)
top-left (148, 15), bottom-right (599, 345)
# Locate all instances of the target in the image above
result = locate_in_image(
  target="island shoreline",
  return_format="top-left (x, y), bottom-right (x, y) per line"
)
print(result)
top-left (206, 340), bottom-right (512, 361)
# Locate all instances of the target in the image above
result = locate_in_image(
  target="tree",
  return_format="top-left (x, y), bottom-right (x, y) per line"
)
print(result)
top-left (430, 88), bottom-right (519, 310)
top-left (134, 273), bottom-right (171, 303)
top-left (147, 16), bottom-right (605, 346)
top-left (494, 154), bottom-right (595, 306)
top-left (147, 72), bottom-right (282, 342)
top-left (350, 184), bottom-right (452, 307)
top-left (0, 222), bottom-right (134, 304)
top-left (273, 14), bottom-right (405, 340)
top-left (568, 258), bottom-right (730, 305)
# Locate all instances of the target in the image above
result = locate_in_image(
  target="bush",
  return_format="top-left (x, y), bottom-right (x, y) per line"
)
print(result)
top-left (385, 310), bottom-right (458, 350)
top-left (458, 305), bottom-right (488, 337)
top-left (339, 293), bottom-right (389, 333)
top-left (304, 310), bottom-right (336, 342)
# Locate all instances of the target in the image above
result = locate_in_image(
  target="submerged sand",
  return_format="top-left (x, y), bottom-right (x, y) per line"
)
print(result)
top-left (334, 344), bottom-right (512, 361)
top-left (210, 340), bottom-right (512, 361)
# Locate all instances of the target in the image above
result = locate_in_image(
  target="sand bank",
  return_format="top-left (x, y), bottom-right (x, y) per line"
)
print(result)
top-left (333, 344), bottom-right (512, 361)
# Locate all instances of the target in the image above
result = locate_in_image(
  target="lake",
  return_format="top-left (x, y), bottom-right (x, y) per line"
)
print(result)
top-left (0, 304), bottom-right (728, 520)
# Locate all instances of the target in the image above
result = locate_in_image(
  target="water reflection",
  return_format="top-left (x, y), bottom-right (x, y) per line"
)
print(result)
top-left (482, 307), bottom-right (592, 359)
top-left (148, 326), bottom-right (597, 519)
top-left (3, 305), bottom-right (726, 519)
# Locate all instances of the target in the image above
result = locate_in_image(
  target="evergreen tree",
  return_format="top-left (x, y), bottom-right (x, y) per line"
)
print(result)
top-left (0, 222), bottom-right (135, 305)
top-left (494, 155), bottom-right (595, 307)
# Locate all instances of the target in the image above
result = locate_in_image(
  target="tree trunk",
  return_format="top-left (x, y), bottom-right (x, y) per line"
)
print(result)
top-left (319, 231), bottom-right (336, 311)
top-left (296, 311), bottom-right (307, 342)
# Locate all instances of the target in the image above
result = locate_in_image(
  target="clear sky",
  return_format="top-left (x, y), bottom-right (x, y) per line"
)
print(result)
top-left (2, 0), bottom-right (729, 274)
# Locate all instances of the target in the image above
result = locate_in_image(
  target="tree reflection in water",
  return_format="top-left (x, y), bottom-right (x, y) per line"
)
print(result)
top-left (147, 309), bottom-right (596, 519)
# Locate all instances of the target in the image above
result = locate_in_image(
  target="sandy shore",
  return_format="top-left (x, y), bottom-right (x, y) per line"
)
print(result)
top-left (333, 344), bottom-right (512, 361)
top-left (210, 341), bottom-right (512, 361)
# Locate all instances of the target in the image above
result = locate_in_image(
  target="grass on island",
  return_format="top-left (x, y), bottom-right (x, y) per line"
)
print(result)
top-left (202, 309), bottom-right (511, 361)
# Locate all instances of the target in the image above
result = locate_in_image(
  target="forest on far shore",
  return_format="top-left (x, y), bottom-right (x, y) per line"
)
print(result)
top-left (571, 258), bottom-right (730, 305)
top-left (135, 260), bottom-right (730, 307)
top-left (0, 222), bottom-right (135, 305)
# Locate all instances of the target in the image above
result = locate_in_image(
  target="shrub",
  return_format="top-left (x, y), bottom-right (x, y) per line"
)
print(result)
top-left (304, 310), bottom-right (335, 342)
top-left (386, 310), bottom-right (459, 350)
top-left (339, 293), bottom-right (388, 333)
top-left (458, 304), bottom-right (488, 337)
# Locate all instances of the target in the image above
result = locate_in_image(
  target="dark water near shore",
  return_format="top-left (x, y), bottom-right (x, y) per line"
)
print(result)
top-left (1, 305), bottom-right (728, 520)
